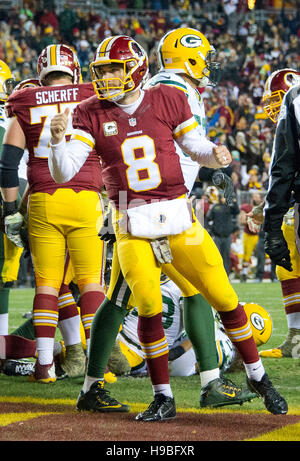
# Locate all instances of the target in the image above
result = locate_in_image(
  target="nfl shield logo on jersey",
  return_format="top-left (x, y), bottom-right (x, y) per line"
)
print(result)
top-left (129, 117), bottom-right (137, 127)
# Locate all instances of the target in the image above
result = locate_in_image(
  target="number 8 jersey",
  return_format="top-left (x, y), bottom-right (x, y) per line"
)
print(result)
top-left (71, 84), bottom-right (197, 208)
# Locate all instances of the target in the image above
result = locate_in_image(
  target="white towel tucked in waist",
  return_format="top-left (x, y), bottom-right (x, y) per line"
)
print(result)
top-left (127, 197), bottom-right (193, 239)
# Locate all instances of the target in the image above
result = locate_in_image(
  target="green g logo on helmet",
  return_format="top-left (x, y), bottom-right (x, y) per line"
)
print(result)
top-left (180, 34), bottom-right (203, 48)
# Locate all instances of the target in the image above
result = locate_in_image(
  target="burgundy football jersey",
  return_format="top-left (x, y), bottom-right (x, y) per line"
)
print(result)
top-left (72, 85), bottom-right (191, 208)
top-left (240, 203), bottom-right (256, 235)
top-left (6, 82), bottom-right (103, 194)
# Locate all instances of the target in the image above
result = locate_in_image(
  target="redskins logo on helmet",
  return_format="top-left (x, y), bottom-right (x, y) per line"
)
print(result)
top-left (90, 35), bottom-right (149, 101)
top-left (262, 68), bottom-right (300, 123)
top-left (157, 28), bottom-right (221, 87)
top-left (13, 78), bottom-right (41, 93)
top-left (0, 60), bottom-right (15, 103)
top-left (242, 303), bottom-right (272, 346)
top-left (37, 44), bottom-right (81, 85)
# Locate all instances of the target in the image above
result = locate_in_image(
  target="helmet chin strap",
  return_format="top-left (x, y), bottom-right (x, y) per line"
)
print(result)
top-left (110, 92), bottom-right (126, 102)
top-left (198, 76), bottom-right (209, 88)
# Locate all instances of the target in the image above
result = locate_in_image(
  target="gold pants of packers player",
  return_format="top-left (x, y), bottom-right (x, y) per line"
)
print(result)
top-left (0, 233), bottom-right (23, 285)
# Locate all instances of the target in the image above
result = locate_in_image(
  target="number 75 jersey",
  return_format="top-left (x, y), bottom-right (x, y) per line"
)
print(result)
top-left (5, 82), bottom-right (103, 194)
top-left (71, 84), bottom-right (195, 208)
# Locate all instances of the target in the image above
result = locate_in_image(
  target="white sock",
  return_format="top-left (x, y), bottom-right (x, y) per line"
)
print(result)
top-left (85, 338), bottom-right (90, 356)
top-left (244, 359), bottom-right (265, 382)
top-left (200, 368), bottom-right (220, 388)
top-left (58, 316), bottom-right (81, 346)
top-left (0, 313), bottom-right (8, 335)
top-left (287, 313), bottom-right (300, 329)
top-left (82, 376), bottom-right (102, 393)
top-left (36, 337), bottom-right (54, 365)
top-left (53, 341), bottom-right (63, 356)
top-left (0, 335), bottom-right (6, 359)
top-left (152, 384), bottom-right (173, 398)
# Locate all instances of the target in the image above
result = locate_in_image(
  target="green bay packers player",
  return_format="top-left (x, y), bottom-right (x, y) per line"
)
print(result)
top-left (0, 45), bottom-right (106, 382)
top-left (0, 60), bottom-right (24, 336)
top-left (247, 68), bottom-right (300, 359)
top-left (49, 33), bottom-right (287, 419)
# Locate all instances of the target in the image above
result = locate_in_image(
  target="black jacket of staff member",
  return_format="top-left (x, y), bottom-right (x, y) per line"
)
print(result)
top-left (263, 84), bottom-right (300, 272)
top-left (206, 194), bottom-right (239, 274)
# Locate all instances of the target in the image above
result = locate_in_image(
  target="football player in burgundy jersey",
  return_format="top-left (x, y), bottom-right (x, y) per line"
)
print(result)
top-left (0, 45), bottom-right (106, 383)
top-left (50, 35), bottom-right (288, 419)
top-left (0, 77), bottom-right (99, 381)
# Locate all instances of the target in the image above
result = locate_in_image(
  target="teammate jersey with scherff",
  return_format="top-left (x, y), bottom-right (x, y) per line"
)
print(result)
top-left (6, 82), bottom-right (103, 195)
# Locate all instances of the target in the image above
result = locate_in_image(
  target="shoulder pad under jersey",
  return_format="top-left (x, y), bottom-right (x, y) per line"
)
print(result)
top-left (145, 72), bottom-right (188, 94)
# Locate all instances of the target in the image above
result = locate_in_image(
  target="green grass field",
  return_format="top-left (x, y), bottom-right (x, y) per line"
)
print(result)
top-left (1, 282), bottom-right (300, 413)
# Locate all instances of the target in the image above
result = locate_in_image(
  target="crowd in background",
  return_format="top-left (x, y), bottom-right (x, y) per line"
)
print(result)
top-left (0, 0), bottom-right (299, 282)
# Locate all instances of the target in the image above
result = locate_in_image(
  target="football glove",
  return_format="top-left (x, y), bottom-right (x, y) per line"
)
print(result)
top-left (212, 170), bottom-right (236, 206)
top-left (2, 201), bottom-right (24, 248)
top-left (4, 212), bottom-right (24, 248)
top-left (264, 231), bottom-right (292, 272)
top-left (150, 237), bottom-right (173, 264)
top-left (98, 209), bottom-right (116, 244)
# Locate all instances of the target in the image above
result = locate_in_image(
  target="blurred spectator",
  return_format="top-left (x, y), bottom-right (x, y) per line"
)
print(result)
top-left (206, 190), bottom-right (240, 275)
top-left (150, 11), bottom-right (168, 34)
top-left (97, 19), bottom-right (113, 40)
top-left (281, 4), bottom-right (300, 39)
top-left (19, 61), bottom-right (35, 81)
top-left (59, 3), bottom-right (78, 43)
top-left (36, 7), bottom-right (59, 34)
top-left (249, 75), bottom-right (264, 106)
top-left (25, 24), bottom-right (40, 54)
top-left (76, 39), bottom-right (91, 80)
top-left (135, 27), bottom-right (154, 54)
top-left (239, 191), bottom-right (263, 282)
top-left (38, 25), bottom-right (58, 53)
top-left (246, 167), bottom-right (263, 192)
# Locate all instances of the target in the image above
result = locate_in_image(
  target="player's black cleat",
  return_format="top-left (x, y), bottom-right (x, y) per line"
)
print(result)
top-left (76, 380), bottom-right (130, 413)
top-left (247, 373), bottom-right (288, 415)
top-left (135, 394), bottom-right (176, 422)
top-left (200, 376), bottom-right (257, 408)
top-left (2, 359), bottom-right (35, 376)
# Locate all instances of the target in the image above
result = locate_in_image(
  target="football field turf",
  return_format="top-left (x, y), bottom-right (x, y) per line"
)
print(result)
top-left (1, 282), bottom-right (300, 441)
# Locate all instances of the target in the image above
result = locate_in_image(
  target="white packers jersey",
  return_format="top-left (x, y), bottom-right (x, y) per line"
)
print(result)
top-left (0, 104), bottom-right (8, 131)
top-left (0, 104), bottom-right (28, 180)
top-left (118, 278), bottom-right (183, 358)
top-left (144, 72), bottom-right (206, 194)
top-left (118, 277), bottom-right (235, 374)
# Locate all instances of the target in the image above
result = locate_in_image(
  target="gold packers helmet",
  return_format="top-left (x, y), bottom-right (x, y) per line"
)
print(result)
top-left (157, 28), bottom-right (221, 87)
top-left (0, 60), bottom-right (15, 103)
top-left (243, 303), bottom-right (272, 346)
